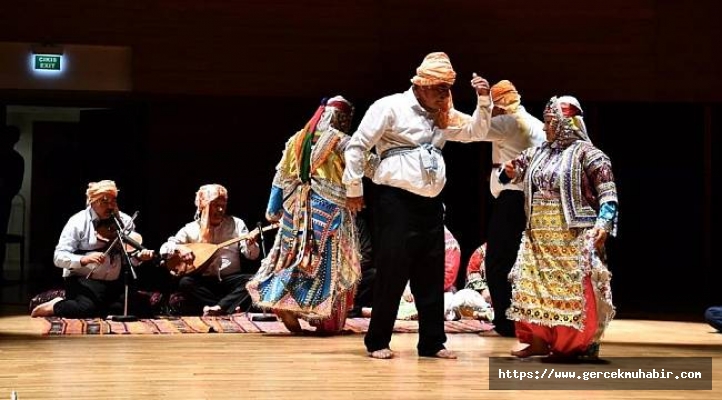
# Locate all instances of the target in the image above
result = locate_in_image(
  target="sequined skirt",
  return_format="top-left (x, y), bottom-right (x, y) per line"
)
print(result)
top-left (507, 193), bottom-right (614, 337)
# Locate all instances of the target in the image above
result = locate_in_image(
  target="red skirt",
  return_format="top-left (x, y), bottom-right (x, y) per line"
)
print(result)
top-left (310, 289), bottom-right (355, 334)
top-left (515, 276), bottom-right (598, 356)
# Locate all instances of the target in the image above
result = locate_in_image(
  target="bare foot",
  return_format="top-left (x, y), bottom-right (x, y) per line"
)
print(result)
top-left (31, 297), bottom-right (63, 318)
top-left (277, 310), bottom-right (303, 333)
top-left (432, 349), bottom-right (457, 359)
top-left (511, 343), bottom-right (550, 358)
top-left (203, 305), bottom-right (224, 317)
top-left (369, 348), bottom-right (394, 359)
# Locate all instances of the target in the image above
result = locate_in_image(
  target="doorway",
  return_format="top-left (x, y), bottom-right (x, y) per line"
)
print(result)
top-left (5, 105), bottom-right (144, 292)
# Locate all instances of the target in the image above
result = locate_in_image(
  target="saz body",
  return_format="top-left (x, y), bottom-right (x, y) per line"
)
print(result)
top-left (164, 223), bottom-right (279, 277)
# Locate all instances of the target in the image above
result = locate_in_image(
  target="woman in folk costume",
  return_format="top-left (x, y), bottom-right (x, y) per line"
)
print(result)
top-left (247, 96), bottom-right (361, 334)
top-left (500, 95), bottom-right (618, 359)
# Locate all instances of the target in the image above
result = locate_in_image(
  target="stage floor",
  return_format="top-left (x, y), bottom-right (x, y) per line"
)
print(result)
top-left (1, 312), bottom-right (720, 399)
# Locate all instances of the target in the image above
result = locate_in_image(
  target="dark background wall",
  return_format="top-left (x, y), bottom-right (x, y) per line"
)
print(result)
top-left (1, 1), bottom-right (717, 318)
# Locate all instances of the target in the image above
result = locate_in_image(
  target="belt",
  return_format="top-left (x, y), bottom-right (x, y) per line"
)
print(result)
top-left (380, 145), bottom-right (441, 160)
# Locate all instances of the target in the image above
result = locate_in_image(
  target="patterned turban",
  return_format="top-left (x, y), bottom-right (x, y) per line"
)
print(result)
top-left (410, 52), bottom-right (457, 87)
top-left (194, 184), bottom-right (228, 242)
top-left (85, 180), bottom-right (119, 206)
top-left (490, 80), bottom-right (521, 112)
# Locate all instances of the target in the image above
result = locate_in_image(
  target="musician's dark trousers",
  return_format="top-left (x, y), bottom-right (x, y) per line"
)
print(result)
top-left (54, 276), bottom-right (124, 318)
top-left (364, 185), bottom-right (446, 356)
top-left (178, 271), bottom-right (252, 314)
top-left (485, 190), bottom-right (526, 337)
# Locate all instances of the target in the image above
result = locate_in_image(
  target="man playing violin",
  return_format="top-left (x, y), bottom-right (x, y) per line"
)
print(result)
top-left (159, 184), bottom-right (260, 316)
top-left (31, 180), bottom-right (156, 318)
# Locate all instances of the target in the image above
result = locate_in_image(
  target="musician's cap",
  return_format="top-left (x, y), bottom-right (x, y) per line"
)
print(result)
top-left (195, 184), bottom-right (228, 210)
top-left (86, 180), bottom-right (118, 206)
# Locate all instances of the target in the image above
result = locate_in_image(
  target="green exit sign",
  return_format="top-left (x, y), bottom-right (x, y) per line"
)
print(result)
top-left (34, 55), bottom-right (61, 71)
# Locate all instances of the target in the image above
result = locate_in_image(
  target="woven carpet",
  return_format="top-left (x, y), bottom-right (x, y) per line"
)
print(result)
top-left (42, 314), bottom-right (493, 335)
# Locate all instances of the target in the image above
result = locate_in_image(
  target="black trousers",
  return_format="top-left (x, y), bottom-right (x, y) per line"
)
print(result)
top-left (53, 267), bottom-right (163, 318)
top-left (364, 185), bottom-right (446, 355)
top-left (178, 271), bottom-right (252, 314)
top-left (485, 190), bottom-right (526, 337)
top-left (54, 276), bottom-right (125, 318)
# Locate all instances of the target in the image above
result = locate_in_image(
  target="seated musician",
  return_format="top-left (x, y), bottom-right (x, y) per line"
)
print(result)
top-left (159, 184), bottom-right (260, 316)
top-left (31, 180), bottom-right (156, 318)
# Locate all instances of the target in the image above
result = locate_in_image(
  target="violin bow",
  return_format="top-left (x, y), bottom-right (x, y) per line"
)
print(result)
top-left (86, 211), bottom-right (140, 278)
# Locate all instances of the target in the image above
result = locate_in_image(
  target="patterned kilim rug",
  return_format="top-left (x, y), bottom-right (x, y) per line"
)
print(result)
top-left (42, 314), bottom-right (494, 335)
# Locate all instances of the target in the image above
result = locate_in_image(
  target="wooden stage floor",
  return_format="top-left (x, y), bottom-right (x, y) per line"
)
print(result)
top-left (1, 310), bottom-right (721, 399)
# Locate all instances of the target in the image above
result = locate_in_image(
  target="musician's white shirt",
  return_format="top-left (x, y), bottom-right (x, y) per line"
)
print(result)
top-left (159, 216), bottom-right (260, 279)
top-left (54, 207), bottom-right (137, 281)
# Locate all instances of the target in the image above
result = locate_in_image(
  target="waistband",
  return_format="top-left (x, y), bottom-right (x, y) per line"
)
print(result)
top-left (380, 145), bottom-right (442, 160)
top-left (532, 190), bottom-right (561, 200)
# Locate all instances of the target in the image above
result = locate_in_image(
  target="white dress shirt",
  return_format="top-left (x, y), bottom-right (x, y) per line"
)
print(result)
top-left (486, 106), bottom-right (546, 197)
top-left (159, 216), bottom-right (260, 279)
top-left (343, 87), bottom-right (492, 198)
top-left (53, 208), bottom-right (138, 281)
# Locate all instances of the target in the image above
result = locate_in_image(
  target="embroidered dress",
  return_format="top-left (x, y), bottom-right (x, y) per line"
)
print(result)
top-left (506, 96), bottom-right (617, 357)
top-left (249, 101), bottom-right (360, 334)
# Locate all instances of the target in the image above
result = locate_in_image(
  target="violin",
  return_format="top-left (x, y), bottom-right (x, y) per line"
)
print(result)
top-left (80, 211), bottom-right (156, 278)
top-left (94, 217), bottom-right (145, 255)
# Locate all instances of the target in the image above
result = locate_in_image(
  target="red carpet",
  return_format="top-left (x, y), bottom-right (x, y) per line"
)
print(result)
top-left (42, 314), bottom-right (494, 335)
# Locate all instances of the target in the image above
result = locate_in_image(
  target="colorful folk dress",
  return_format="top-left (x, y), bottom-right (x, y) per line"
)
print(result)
top-left (248, 125), bottom-right (360, 333)
top-left (506, 135), bottom-right (617, 358)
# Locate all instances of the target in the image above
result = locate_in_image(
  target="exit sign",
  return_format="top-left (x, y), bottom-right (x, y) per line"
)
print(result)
top-left (34, 55), bottom-right (61, 71)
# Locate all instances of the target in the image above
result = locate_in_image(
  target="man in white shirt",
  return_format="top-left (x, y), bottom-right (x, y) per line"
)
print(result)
top-left (343, 52), bottom-right (492, 359)
top-left (483, 80), bottom-right (545, 337)
top-left (159, 184), bottom-right (260, 316)
top-left (31, 180), bottom-right (156, 318)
